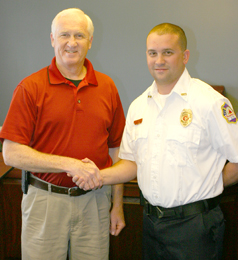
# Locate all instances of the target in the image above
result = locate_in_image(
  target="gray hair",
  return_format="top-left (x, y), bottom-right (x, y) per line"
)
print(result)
top-left (51, 8), bottom-right (94, 39)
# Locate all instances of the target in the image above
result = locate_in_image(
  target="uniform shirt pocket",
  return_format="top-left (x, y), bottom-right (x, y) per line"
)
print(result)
top-left (129, 123), bottom-right (149, 163)
top-left (166, 126), bottom-right (201, 166)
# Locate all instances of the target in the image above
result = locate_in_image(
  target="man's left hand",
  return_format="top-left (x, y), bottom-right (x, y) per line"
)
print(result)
top-left (110, 204), bottom-right (126, 236)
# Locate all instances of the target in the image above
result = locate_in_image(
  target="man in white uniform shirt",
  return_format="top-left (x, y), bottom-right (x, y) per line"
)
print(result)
top-left (73, 23), bottom-right (238, 259)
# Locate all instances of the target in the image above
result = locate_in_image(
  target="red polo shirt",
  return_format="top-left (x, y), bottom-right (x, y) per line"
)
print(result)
top-left (0, 57), bottom-right (125, 187)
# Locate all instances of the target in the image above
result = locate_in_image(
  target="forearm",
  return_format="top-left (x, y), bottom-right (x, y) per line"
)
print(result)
top-left (223, 162), bottom-right (238, 187)
top-left (109, 147), bottom-right (124, 205)
top-left (70, 149), bottom-right (137, 189)
top-left (2, 139), bottom-right (81, 173)
top-left (102, 159), bottom-right (137, 185)
top-left (112, 184), bottom-right (124, 206)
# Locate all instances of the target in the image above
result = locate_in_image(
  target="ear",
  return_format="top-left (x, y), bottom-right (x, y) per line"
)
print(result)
top-left (88, 36), bottom-right (93, 50)
top-left (50, 33), bottom-right (55, 48)
top-left (183, 49), bottom-right (190, 65)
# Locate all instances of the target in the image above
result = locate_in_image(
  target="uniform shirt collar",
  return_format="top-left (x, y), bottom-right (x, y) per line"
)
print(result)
top-left (147, 68), bottom-right (191, 101)
top-left (47, 57), bottom-right (98, 88)
top-left (172, 68), bottom-right (191, 100)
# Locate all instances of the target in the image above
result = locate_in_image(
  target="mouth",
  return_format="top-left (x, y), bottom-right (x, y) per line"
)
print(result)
top-left (65, 50), bottom-right (77, 54)
top-left (154, 68), bottom-right (168, 72)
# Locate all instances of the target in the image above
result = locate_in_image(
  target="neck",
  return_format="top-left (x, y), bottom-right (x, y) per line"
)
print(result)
top-left (156, 67), bottom-right (185, 94)
top-left (56, 62), bottom-right (87, 80)
top-left (156, 75), bottom-right (182, 95)
top-left (156, 82), bottom-right (175, 95)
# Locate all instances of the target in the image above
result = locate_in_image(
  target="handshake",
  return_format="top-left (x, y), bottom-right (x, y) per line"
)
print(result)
top-left (67, 156), bottom-right (137, 190)
top-left (67, 158), bottom-right (103, 191)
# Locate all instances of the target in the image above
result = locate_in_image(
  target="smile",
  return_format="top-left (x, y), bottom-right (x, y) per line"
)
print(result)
top-left (65, 50), bottom-right (77, 53)
top-left (155, 68), bottom-right (167, 72)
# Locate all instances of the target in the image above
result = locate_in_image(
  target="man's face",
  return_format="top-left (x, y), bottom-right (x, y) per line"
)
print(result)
top-left (50, 13), bottom-right (93, 71)
top-left (146, 33), bottom-right (189, 93)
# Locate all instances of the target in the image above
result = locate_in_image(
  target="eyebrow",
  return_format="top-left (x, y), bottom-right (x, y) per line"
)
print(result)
top-left (147, 48), bottom-right (174, 52)
top-left (163, 48), bottom-right (174, 51)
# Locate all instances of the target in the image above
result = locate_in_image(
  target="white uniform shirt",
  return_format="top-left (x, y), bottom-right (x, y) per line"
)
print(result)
top-left (119, 68), bottom-right (238, 207)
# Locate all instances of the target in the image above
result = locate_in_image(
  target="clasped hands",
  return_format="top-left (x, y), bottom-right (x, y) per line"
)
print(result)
top-left (67, 158), bottom-right (103, 191)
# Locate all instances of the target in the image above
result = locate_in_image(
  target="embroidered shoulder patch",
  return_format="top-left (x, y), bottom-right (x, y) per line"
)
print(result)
top-left (221, 102), bottom-right (237, 123)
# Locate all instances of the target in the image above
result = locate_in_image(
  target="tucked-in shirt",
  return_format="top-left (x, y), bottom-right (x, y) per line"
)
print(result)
top-left (0, 57), bottom-right (125, 187)
top-left (119, 68), bottom-right (238, 207)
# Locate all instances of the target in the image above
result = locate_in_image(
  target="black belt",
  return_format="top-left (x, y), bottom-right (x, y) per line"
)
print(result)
top-left (144, 195), bottom-right (222, 219)
top-left (29, 174), bottom-right (90, 196)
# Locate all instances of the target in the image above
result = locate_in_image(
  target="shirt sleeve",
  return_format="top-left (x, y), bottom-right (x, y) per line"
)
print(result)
top-left (207, 97), bottom-right (238, 163)
top-left (0, 83), bottom-right (36, 145)
top-left (107, 91), bottom-right (125, 148)
top-left (118, 103), bottom-right (136, 162)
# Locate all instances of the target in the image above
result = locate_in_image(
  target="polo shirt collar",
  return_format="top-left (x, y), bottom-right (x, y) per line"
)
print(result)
top-left (48, 57), bottom-right (98, 87)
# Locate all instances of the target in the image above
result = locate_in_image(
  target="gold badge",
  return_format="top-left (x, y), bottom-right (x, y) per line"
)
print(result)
top-left (180, 109), bottom-right (193, 127)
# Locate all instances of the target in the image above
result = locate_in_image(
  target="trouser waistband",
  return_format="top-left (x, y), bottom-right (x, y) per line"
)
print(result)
top-left (144, 195), bottom-right (222, 219)
top-left (29, 173), bottom-right (90, 196)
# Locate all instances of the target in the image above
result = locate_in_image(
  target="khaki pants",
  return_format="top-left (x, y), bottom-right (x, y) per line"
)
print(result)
top-left (21, 185), bottom-right (111, 260)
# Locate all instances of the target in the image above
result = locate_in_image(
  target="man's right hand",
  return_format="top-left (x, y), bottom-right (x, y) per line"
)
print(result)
top-left (68, 158), bottom-right (103, 190)
top-left (70, 158), bottom-right (102, 190)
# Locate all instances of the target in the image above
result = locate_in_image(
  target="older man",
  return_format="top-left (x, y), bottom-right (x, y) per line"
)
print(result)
top-left (75, 23), bottom-right (238, 259)
top-left (0, 8), bottom-right (125, 260)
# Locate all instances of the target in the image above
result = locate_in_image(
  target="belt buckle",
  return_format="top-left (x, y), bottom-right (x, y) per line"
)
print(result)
top-left (156, 206), bottom-right (164, 219)
top-left (68, 187), bottom-right (78, 196)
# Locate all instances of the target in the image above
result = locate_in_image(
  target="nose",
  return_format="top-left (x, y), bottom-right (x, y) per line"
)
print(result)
top-left (67, 36), bottom-right (77, 47)
top-left (155, 54), bottom-right (165, 65)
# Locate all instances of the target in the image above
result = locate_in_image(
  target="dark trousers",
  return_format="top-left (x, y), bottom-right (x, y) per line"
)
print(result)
top-left (142, 205), bottom-right (225, 260)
